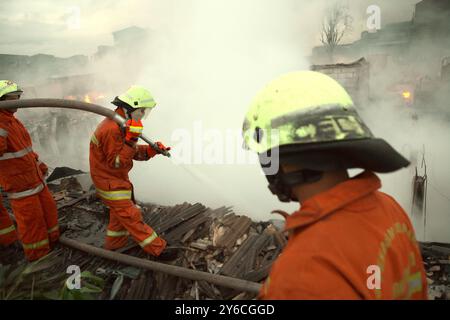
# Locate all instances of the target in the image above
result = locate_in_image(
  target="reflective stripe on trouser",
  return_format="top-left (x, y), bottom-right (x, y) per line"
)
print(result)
top-left (0, 128), bottom-right (7, 137)
top-left (0, 224), bottom-right (15, 236)
top-left (5, 183), bottom-right (45, 200)
top-left (10, 185), bottom-right (59, 261)
top-left (0, 146), bottom-right (33, 161)
top-left (139, 231), bottom-right (159, 248)
top-left (102, 198), bottom-right (166, 255)
top-left (96, 188), bottom-right (132, 201)
top-left (23, 238), bottom-right (49, 250)
top-left (107, 229), bottom-right (130, 237)
top-left (105, 226), bottom-right (129, 250)
top-left (0, 203), bottom-right (18, 245)
top-left (47, 224), bottom-right (59, 235)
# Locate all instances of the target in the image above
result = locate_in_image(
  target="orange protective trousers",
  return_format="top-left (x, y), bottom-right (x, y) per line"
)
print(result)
top-left (102, 198), bottom-right (166, 256)
top-left (10, 186), bottom-right (59, 261)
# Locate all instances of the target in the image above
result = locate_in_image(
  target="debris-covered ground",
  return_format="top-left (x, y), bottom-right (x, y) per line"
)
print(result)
top-left (1, 168), bottom-right (448, 300)
top-left (0, 169), bottom-right (286, 300)
top-left (420, 243), bottom-right (450, 300)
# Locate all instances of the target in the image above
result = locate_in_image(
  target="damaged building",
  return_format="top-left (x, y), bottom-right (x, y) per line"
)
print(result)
top-left (311, 0), bottom-right (450, 117)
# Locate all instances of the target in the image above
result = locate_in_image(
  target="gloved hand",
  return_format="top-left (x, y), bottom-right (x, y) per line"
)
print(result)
top-left (146, 141), bottom-right (171, 158)
top-left (38, 161), bottom-right (48, 177)
top-left (125, 119), bottom-right (143, 145)
top-left (155, 141), bottom-right (171, 152)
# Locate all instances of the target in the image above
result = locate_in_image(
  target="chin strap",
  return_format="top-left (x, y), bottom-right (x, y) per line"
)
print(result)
top-left (266, 169), bottom-right (323, 202)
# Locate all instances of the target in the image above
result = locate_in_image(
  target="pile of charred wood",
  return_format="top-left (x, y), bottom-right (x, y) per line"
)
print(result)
top-left (5, 169), bottom-right (449, 300)
top-left (420, 243), bottom-right (450, 300)
top-left (0, 171), bottom-right (286, 300)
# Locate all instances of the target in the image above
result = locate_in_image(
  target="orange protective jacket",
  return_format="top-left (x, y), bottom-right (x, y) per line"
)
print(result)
top-left (0, 110), bottom-right (46, 192)
top-left (260, 171), bottom-right (428, 300)
top-left (89, 108), bottom-right (157, 195)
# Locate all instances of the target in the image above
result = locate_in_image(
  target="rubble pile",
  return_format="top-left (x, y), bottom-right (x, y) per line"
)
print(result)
top-left (420, 243), bottom-right (450, 300)
top-left (1, 170), bottom-right (449, 300)
top-left (0, 172), bottom-right (286, 300)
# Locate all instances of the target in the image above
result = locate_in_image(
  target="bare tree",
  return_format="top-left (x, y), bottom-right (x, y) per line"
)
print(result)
top-left (320, 2), bottom-right (353, 62)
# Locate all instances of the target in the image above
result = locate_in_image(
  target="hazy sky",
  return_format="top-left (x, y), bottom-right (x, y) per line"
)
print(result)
top-left (0, 0), bottom-right (421, 57)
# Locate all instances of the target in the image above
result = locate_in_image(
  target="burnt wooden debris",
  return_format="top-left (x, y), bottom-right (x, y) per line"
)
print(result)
top-left (2, 173), bottom-right (449, 300)
top-left (0, 174), bottom-right (288, 300)
top-left (420, 242), bottom-right (450, 300)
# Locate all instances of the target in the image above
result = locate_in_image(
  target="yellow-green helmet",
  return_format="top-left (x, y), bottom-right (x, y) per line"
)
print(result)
top-left (0, 80), bottom-right (23, 99)
top-left (242, 71), bottom-right (409, 200)
top-left (113, 85), bottom-right (156, 110)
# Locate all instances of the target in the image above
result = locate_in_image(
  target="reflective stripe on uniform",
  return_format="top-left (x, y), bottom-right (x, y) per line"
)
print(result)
top-left (407, 272), bottom-right (422, 296)
top-left (0, 224), bottom-right (16, 236)
top-left (22, 238), bottom-right (49, 250)
top-left (106, 229), bottom-right (130, 237)
top-left (114, 155), bottom-right (120, 168)
top-left (0, 128), bottom-right (7, 137)
top-left (91, 134), bottom-right (99, 146)
top-left (139, 231), bottom-right (158, 248)
top-left (0, 146), bottom-right (33, 161)
top-left (47, 224), bottom-right (59, 234)
top-left (96, 188), bottom-right (132, 201)
top-left (129, 126), bottom-right (143, 134)
top-left (5, 183), bottom-right (44, 200)
top-left (393, 270), bottom-right (423, 299)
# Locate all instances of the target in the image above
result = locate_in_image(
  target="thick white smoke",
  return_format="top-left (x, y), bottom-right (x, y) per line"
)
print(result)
top-left (128, 0), bottom-right (319, 218)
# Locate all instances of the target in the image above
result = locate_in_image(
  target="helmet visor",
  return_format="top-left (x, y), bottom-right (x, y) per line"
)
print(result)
top-left (142, 108), bottom-right (151, 120)
top-left (131, 107), bottom-right (151, 121)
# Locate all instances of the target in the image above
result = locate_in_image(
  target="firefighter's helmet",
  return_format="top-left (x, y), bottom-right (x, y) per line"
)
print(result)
top-left (242, 71), bottom-right (410, 201)
top-left (112, 85), bottom-right (156, 110)
top-left (0, 80), bottom-right (23, 99)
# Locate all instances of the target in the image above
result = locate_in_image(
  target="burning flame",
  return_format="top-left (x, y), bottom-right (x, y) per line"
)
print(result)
top-left (64, 93), bottom-right (106, 103)
top-left (402, 91), bottom-right (411, 99)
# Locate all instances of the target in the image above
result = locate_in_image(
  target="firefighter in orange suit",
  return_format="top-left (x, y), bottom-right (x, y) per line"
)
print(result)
top-left (242, 71), bottom-right (428, 299)
top-left (90, 85), bottom-right (170, 256)
top-left (0, 80), bottom-right (59, 261)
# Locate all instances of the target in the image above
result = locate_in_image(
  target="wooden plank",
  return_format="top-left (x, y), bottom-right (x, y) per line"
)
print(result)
top-left (220, 233), bottom-right (259, 277)
top-left (242, 262), bottom-right (273, 282)
top-left (164, 211), bottom-right (209, 243)
top-left (157, 203), bottom-right (205, 232)
top-left (218, 216), bottom-right (252, 250)
top-left (57, 190), bottom-right (96, 210)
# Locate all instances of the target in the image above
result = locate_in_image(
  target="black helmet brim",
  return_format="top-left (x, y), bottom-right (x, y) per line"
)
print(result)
top-left (273, 138), bottom-right (410, 173)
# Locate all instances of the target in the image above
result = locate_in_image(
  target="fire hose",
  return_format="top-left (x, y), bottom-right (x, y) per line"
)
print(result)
top-left (0, 99), bottom-right (171, 157)
top-left (0, 98), bottom-right (231, 213)
top-left (59, 235), bottom-right (262, 294)
top-left (6, 211), bottom-right (262, 294)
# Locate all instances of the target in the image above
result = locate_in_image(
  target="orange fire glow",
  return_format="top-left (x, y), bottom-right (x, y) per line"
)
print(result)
top-left (64, 93), bottom-right (105, 103)
top-left (402, 91), bottom-right (411, 99)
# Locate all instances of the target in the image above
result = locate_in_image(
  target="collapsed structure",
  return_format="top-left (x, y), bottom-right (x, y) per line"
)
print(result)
top-left (0, 169), bottom-right (286, 300)
top-left (1, 169), bottom-right (448, 299)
